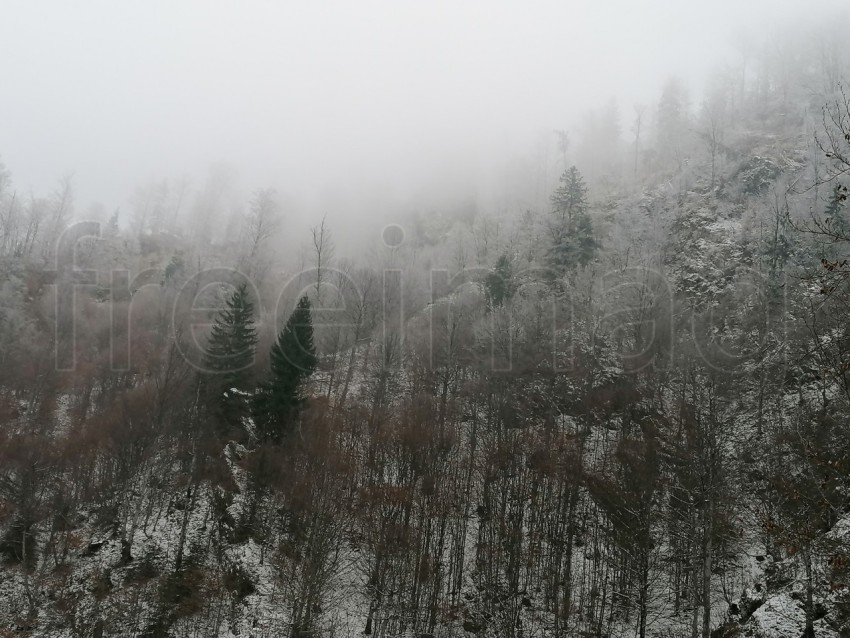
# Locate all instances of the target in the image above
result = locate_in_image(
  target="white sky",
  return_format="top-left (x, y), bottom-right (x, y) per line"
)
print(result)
top-left (0, 0), bottom-right (847, 218)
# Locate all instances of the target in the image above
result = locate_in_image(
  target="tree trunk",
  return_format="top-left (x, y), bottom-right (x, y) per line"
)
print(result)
top-left (702, 504), bottom-right (713, 638)
top-left (803, 547), bottom-right (815, 638)
top-left (638, 552), bottom-right (650, 638)
top-left (691, 531), bottom-right (700, 638)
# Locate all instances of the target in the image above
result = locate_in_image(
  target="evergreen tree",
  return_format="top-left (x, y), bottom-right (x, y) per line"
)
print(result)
top-left (254, 296), bottom-right (316, 443)
top-left (201, 283), bottom-right (258, 432)
top-left (656, 76), bottom-right (690, 170)
top-left (547, 166), bottom-right (597, 275)
top-left (484, 253), bottom-right (514, 309)
top-left (550, 166), bottom-right (589, 225)
top-left (824, 182), bottom-right (849, 239)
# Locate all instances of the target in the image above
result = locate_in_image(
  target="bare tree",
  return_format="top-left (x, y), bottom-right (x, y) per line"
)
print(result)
top-left (700, 77), bottom-right (729, 191)
top-left (40, 174), bottom-right (74, 261)
top-left (632, 104), bottom-right (646, 180)
top-left (554, 129), bottom-right (570, 170)
top-left (312, 214), bottom-right (335, 303)
top-left (240, 187), bottom-right (281, 284)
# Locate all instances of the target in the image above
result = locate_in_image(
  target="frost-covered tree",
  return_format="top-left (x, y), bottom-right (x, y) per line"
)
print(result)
top-left (546, 166), bottom-right (597, 274)
top-left (484, 253), bottom-right (514, 308)
top-left (239, 187), bottom-right (281, 284)
top-left (656, 76), bottom-right (691, 172)
top-left (823, 182), bottom-right (850, 240)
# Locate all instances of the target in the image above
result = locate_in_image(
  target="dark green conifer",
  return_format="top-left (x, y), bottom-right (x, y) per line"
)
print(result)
top-left (547, 166), bottom-right (597, 275)
top-left (485, 253), bottom-right (515, 308)
top-left (201, 283), bottom-right (258, 432)
top-left (254, 296), bottom-right (316, 443)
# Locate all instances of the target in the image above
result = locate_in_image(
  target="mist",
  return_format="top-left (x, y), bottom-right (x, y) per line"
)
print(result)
top-left (2, 0), bottom-right (845, 247)
top-left (8, 3), bottom-right (850, 636)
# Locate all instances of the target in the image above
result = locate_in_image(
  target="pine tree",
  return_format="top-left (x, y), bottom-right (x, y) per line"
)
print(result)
top-left (551, 166), bottom-right (589, 226)
top-left (824, 182), bottom-right (849, 239)
top-left (546, 166), bottom-right (597, 275)
top-left (657, 76), bottom-right (689, 170)
top-left (573, 211), bottom-right (597, 266)
top-left (484, 253), bottom-right (514, 309)
top-left (201, 283), bottom-right (258, 432)
top-left (254, 296), bottom-right (316, 443)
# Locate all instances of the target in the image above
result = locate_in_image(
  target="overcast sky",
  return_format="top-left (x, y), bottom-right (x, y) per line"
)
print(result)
top-left (1, 0), bottom-right (847, 219)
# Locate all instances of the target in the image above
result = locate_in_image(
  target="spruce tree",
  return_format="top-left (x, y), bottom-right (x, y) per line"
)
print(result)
top-left (551, 166), bottom-right (589, 225)
top-left (201, 283), bottom-right (259, 432)
top-left (485, 253), bottom-right (514, 308)
top-left (573, 210), bottom-right (597, 266)
top-left (254, 296), bottom-right (316, 443)
top-left (824, 182), bottom-right (849, 239)
top-left (547, 166), bottom-right (597, 275)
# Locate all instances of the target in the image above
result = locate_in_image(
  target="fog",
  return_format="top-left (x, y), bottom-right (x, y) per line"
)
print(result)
top-left (9, 3), bottom-right (850, 633)
top-left (1, 0), bottom-right (846, 245)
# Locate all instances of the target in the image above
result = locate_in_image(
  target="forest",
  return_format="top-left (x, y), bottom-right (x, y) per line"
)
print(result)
top-left (2, 7), bottom-right (850, 638)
